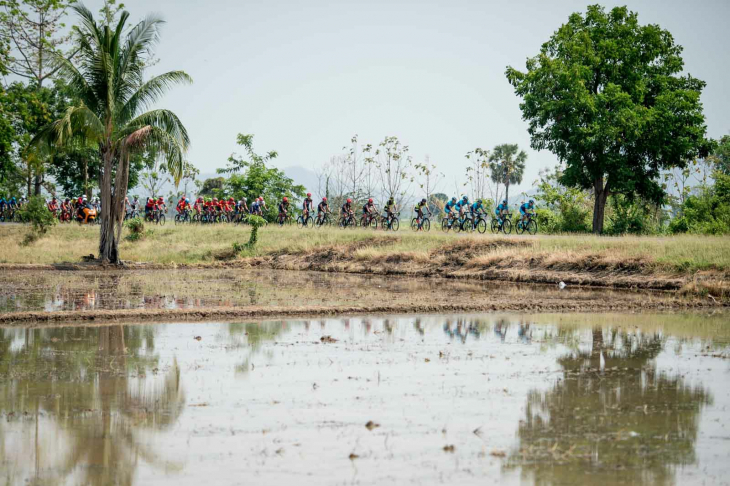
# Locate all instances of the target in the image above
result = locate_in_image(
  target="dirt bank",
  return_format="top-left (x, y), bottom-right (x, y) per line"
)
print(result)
top-left (243, 238), bottom-right (729, 297)
top-left (1, 296), bottom-right (724, 327)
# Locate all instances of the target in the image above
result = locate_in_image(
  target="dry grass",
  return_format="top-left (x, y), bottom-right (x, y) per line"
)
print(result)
top-left (2, 223), bottom-right (729, 276)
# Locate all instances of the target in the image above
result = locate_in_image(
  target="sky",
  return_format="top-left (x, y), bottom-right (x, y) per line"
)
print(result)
top-left (82, 0), bottom-right (730, 197)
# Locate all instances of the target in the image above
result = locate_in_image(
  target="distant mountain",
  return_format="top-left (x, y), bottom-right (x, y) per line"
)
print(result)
top-left (283, 166), bottom-right (319, 194)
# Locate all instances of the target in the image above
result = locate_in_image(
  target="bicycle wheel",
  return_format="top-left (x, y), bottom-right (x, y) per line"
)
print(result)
top-left (515, 220), bottom-right (525, 235)
top-left (441, 219), bottom-right (451, 233)
top-left (527, 219), bottom-right (538, 235)
top-left (491, 219), bottom-right (500, 234)
top-left (391, 218), bottom-right (399, 231)
top-left (296, 216), bottom-right (304, 228)
top-left (476, 218), bottom-right (487, 234)
top-left (159, 214), bottom-right (166, 226)
top-left (370, 217), bottom-right (378, 229)
top-left (410, 218), bottom-right (419, 231)
top-left (502, 219), bottom-right (512, 234)
top-left (175, 214), bottom-right (182, 225)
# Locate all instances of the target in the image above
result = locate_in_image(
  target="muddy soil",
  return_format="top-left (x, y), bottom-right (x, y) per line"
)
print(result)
top-left (1, 313), bottom-right (728, 485)
top-left (0, 268), bottom-right (723, 326)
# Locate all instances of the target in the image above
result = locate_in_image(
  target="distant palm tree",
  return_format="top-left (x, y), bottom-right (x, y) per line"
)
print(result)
top-left (489, 144), bottom-right (527, 204)
top-left (34, 4), bottom-right (191, 263)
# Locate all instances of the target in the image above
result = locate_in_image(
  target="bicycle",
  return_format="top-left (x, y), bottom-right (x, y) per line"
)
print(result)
top-left (380, 212), bottom-right (400, 231)
top-left (315, 211), bottom-right (332, 228)
top-left (411, 213), bottom-right (431, 232)
top-left (297, 212), bottom-right (314, 228)
top-left (338, 212), bottom-right (356, 229)
top-left (360, 212), bottom-right (379, 229)
top-left (278, 212), bottom-right (293, 226)
top-left (469, 212), bottom-right (488, 234)
top-left (490, 213), bottom-right (512, 234)
top-left (515, 213), bottom-right (538, 235)
top-left (174, 210), bottom-right (191, 225)
top-left (153, 209), bottom-right (166, 225)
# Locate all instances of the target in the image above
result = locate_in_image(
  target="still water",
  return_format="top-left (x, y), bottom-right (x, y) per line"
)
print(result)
top-left (1, 313), bottom-right (729, 485)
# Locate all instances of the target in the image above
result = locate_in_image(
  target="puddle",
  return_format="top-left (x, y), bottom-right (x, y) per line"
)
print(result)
top-left (0, 268), bottom-right (687, 314)
top-left (1, 312), bottom-right (728, 485)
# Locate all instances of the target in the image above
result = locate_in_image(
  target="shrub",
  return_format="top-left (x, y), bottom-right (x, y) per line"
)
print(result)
top-left (124, 217), bottom-right (146, 241)
top-left (20, 196), bottom-right (56, 235)
top-left (233, 215), bottom-right (267, 254)
top-left (535, 207), bottom-right (560, 233)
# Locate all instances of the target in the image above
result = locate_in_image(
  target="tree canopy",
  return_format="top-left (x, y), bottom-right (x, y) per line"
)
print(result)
top-left (506, 4), bottom-right (711, 233)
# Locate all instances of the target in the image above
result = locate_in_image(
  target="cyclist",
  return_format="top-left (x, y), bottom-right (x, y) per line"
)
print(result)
top-left (341, 198), bottom-right (354, 220)
top-left (444, 197), bottom-right (458, 225)
top-left (47, 197), bottom-right (59, 215)
top-left (278, 197), bottom-right (290, 225)
top-left (238, 197), bottom-right (248, 214)
top-left (8, 197), bottom-right (18, 210)
top-left (384, 196), bottom-right (397, 223)
top-left (362, 198), bottom-right (377, 224)
top-left (144, 197), bottom-right (155, 220)
top-left (455, 196), bottom-right (469, 220)
top-left (193, 197), bottom-right (204, 216)
top-left (470, 199), bottom-right (485, 228)
top-left (414, 198), bottom-right (431, 229)
top-left (176, 197), bottom-right (188, 215)
top-left (249, 197), bottom-right (259, 215)
top-left (0, 197), bottom-right (5, 213)
top-left (61, 198), bottom-right (72, 217)
top-left (495, 199), bottom-right (509, 226)
top-left (317, 197), bottom-right (329, 223)
top-left (519, 199), bottom-right (535, 225)
top-left (157, 197), bottom-right (166, 215)
top-left (302, 193), bottom-right (313, 219)
top-left (258, 197), bottom-right (267, 214)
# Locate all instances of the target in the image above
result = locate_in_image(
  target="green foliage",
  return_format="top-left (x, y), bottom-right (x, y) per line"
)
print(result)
top-left (19, 195), bottom-right (56, 235)
top-left (216, 134), bottom-right (305, 222)
top-left (123, 217), bottom-right (146, 242)
top-left (712, 135), bottom-right (730, 175)
top-left (605, 195), bottom-right (663, 236)
top-left (535, 166), bottom-right (591, 233)
top-left (670, 172), bottom-right (730, 235)
top-left (199, 177), bottom-right (225, 198)
top-left (506, 5), bottom-right (712, 232)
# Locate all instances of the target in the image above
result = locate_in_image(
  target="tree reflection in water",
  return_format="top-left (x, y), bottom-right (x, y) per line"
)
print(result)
top-left (0, 325), bottom-right (185, 485)
top-left (507, 327), bottom-right (712, 486)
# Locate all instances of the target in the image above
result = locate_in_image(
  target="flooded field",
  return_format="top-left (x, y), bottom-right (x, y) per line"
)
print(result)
top-left (1, 312), bottom-right (729, 485)
top-left (0, 268), bottom-right (705, 316)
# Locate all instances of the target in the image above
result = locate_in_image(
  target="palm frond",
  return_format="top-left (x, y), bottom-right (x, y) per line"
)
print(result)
top-left (117, 71), bottom-right (192, 123)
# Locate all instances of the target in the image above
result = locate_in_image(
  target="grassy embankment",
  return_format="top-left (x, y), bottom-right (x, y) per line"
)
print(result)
top-left (2, 223), bottom-right (728, 297)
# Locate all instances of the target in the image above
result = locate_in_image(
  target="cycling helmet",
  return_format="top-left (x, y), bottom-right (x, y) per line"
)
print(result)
top-left (451, 197), bottom-right (457, 202)
top-left (64, 198), bottom-right (69, 202)
top-left (307, 193), bottom-right (311, 197)
top-left (229, 197), bottom-right (235, 202)
top-left (462, 195), bottom-right (469, 202)
top-left (502, 199), bottom-right (507, 204)
top-left (346, 198), bottom-right (352, 203)
top-left (529, 199), bottom-right (534, 204)
top-left (52, 196), bottom-right (57, 200)
top-left (185, 198), bottom-right (189, 203)
top-left (368, 198), bottom-right (373, 203)
top-left (322, 197), bottom-right (327, 202)
top-left (158, 197), bottom-right (164, 202)
top-left (213, 197), bottom-right (218, 202)
top-left (421, 198), bottom-right (427, 203)
top-left (242, 197), bottom-right (247, 202)
top-left (283, 197), bottom-right (288, 203)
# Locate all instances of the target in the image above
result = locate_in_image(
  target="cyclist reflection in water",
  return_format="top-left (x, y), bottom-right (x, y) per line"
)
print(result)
top-left (517, 322), bottom-right (532, 344)
top-left (494, 319), bottom-right (509, 342)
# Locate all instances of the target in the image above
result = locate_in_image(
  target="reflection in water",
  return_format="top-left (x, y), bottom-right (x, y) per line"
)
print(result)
top-left (0, 325), bottom-right (185, 485)
top-left (0, 313), bottom-right (727, 485)
top-left (507, 327), bottom-right (712, 485)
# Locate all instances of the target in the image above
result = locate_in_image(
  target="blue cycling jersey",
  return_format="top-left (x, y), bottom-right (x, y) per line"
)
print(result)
top-left (495, 203), bottom-right (508, 215)
top-left (470, 202), bottom-right (482, 212)
top-left (520, 203), bottom-right (534, 214)
top-left (444, 201), bottom-right (456, 213)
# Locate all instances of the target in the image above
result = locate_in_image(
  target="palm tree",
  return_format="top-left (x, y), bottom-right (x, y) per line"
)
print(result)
top-left (34, 4), bottom-right (191, 264)
top-left (489, 144), bottom-right (527, 204)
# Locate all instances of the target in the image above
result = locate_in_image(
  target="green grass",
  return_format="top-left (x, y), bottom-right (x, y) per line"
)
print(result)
top-left (2, 223), bottom-right (728, 274)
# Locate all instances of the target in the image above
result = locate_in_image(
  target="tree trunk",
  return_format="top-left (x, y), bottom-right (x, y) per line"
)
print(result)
top-left (26, 169), bottom-right (32, 199)
top-left (505, 182), bottom-right (510, 205)
top-left (99, 148), bottom-right (116, 263)
top-left (592, 176), bottom-right (610, 234)
top-left (33, 173), bottom-right (42, 196)
top-left (83, 157), bottom-right (91, 200)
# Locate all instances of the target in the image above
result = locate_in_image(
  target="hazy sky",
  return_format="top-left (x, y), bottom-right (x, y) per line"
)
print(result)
top-left (84, 0), bottom-right (730, 196)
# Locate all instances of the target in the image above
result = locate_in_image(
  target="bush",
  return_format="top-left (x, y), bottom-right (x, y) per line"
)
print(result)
top-left (535, 207), bottom-right (560, 233)
top-left (233, 215), bottom-right (266, 254)
top-left (670, 172), bottom-right (730, 235)
top-left (20, 196), bottom-right (56, 235)
top-left (124, 217), bottom-right (146, 242)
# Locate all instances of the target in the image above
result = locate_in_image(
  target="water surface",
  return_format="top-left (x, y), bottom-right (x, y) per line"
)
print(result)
top-left (1, 313), bottom-right (728, 485)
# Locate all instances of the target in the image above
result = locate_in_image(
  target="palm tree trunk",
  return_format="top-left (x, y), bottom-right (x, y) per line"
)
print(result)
top-left (99, 148), bottom-right (116, 263)
top-left (505, 182), bottom-right (510, 205)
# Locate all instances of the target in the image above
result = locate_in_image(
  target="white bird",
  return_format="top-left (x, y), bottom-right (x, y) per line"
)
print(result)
top-left (558, 281), bottom-right (566, 290)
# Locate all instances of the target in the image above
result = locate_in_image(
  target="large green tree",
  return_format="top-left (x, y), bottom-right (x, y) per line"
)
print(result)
top-left (711, 135), bottom-right (730, 175)
top-left (34, 4), bottom-right (191, 263)
top-left (488, 143), bottom-right (526, 203)
top-left (506, 5), bottom-right (711, 233)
